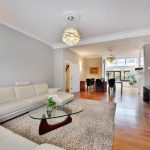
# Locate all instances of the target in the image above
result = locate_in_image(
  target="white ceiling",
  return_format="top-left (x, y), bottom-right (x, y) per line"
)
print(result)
top-left (1, 0), bottom-right (150, 58)
top-left (69, 35), bottom-right (150, 58)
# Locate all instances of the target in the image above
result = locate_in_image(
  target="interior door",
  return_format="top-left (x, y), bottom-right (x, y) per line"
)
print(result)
top-left (69, 64), bottom-right (80, 93)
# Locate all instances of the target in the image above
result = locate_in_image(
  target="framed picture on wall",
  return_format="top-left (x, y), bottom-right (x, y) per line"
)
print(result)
top-left (89, 67), bottom-right (99, 74)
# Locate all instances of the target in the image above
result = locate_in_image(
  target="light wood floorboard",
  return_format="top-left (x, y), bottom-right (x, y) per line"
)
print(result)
top-left (74, 86), bottom-right (150, 150)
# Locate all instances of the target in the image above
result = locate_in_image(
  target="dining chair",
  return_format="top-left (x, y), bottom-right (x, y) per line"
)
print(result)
top-left (96, 79), bottom-right (103, 92)
top-left (108, 78), bottom-right (116, 94)
top-left (86, 79), bottom-right (92, 91)
top-left (91, 78), bottom-right (95, 89)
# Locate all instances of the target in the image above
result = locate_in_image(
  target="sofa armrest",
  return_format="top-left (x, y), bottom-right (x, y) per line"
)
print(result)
top-left (34, 143), bottom-right (65, 150)
top-left (48, 88), bottom-right (62, 94)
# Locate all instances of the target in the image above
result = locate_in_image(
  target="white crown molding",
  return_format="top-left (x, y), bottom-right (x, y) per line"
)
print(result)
top-left (1, 20), bottom-right (150, 50)
top-left (85, 56), bottom-right (101, 59)
top-left (52, 27), bottom-right (150, 49)
top-left (0, 21), bottom-right (53, 49)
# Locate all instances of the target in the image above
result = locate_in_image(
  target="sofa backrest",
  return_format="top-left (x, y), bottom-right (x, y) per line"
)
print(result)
top-left (33, 83), bottom-right (48, 95)
top-left (14, 85), bottom-right (36, 100)
top-left (0, 87), bottom-right (17, 104)
top-left (15, 81), bottom-right (32, 86)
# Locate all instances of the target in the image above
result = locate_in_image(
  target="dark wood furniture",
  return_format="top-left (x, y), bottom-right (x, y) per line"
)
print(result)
top-left (80, 81), bottom-right (85, 91)
top-left (39, 114), bottom-right (72, 135)
top-left (143, 86), bottom-right (150, 102)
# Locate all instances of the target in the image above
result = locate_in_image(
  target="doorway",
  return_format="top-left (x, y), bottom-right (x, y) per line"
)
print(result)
top-left (66, 64), bottom-right (70, 92)
top-left (65, 63), bottom-right (80, 93)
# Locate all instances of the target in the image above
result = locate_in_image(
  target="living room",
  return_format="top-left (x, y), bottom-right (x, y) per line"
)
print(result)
top-left (0, 1), bottom-right (150, 150)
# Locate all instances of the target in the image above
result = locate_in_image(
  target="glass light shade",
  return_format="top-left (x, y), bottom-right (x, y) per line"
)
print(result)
top-left (62, 27), bottom-right (80, 46)
top-left (107, 54), bottom-right (116, 63)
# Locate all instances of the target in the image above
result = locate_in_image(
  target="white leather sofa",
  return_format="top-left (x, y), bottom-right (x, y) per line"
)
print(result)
top-left (0, 82), bottom-right (74, 123)
top-left (0, 125), bottom-right (65, 150)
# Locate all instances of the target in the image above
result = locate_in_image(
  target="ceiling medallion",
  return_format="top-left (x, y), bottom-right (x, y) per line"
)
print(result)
top-left (62, 11), bottom-right (80, 46)
top-left (107, 50), bottom-right (116, 63)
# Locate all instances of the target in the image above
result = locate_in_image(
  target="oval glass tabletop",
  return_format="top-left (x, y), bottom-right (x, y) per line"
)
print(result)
top-left (29, 105), bottom-right (83, 120)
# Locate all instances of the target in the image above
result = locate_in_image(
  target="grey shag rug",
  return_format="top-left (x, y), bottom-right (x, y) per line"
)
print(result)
top-left (2, 99), bottom-right (116, 150)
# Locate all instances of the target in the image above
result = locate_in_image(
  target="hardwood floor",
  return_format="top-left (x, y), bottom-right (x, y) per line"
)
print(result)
top-left (74, 86), bottom-right (150, 150)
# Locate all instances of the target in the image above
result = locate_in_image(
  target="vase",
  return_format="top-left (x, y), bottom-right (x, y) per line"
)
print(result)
top-left (47, 105), bottom-right (56, 117)
top-left (47, 106), bottom-right (53, 117)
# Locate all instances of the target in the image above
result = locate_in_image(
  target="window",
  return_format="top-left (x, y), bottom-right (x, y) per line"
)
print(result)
top-left (116, 59), bottom-right (125, 66)
top-left (126, 58), bottom-right (137, 66)
top-left (124, 71), bottom-right (130, 81)
top-left (115, 72), bottom-right (121, 81)
top-left (106, 60), bottom-right (117, 66)
top-left (106, 58), bottom-right (137, 67)
top-left (108, 71), bottom-right (114, 79)
top-left (106, 71), bottom-right (121, 81)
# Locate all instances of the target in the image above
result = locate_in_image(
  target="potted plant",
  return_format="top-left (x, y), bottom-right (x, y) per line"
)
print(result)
top-left (127, 73), bottom-right (137, 86)
top-left (47, 95), bottom-right (56, 116)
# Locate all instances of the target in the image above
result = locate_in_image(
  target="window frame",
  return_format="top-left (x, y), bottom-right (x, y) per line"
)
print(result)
top-left (106, 71), bottom-right (121, 81)
top-left (123, 70), bottom-right (130, 81)
top-left (106, 57), bottom-right (137, 67)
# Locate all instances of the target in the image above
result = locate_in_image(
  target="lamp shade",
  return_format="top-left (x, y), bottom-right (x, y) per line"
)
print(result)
top-left (62, 27), bottom-right (80, 46)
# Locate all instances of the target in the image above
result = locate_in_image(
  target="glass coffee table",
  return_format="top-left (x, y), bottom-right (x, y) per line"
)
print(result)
top-left (29, 105), bottom-right (83, 135)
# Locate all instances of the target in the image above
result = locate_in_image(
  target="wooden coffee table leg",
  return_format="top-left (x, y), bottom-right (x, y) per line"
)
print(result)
top-left (39, 115), bottom-right (72, 135)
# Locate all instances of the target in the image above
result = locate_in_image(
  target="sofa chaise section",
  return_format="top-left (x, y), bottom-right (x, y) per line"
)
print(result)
top-left (0, 126), bottom-right (65, 150)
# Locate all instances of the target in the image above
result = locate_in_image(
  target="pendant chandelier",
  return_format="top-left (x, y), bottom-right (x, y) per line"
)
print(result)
top-left (62, 27), bottom-right (80, 46)
top-left (62, 11), bottom-right (81, 46)
top-left (107, 50), bottom-right (116, 63)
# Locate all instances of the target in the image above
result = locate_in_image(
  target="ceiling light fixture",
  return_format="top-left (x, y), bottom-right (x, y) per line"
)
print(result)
top-left (62, 27), bottom-right (80, 46)
top-left (62, 11), bottom-right (80, 46)
top-left (107, 50), bottom-right (116, 63)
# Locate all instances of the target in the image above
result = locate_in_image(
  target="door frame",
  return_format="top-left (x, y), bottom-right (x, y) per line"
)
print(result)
top-left (64, 60), bottom-right (72, 93)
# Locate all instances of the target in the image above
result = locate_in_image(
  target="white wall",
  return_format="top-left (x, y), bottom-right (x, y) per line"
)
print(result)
top-left (143, 44), bottom-right (150, 86)
top-left (53, 49), bottom-right (64, 89)
top-left (64, 49), bottom-right (86, 81)
top-left (53, 49), bottom-right (86, 90)
top-left (85, 57), bottom-right (102, 79)
top-left (0, 24), bottom-right (54, 86)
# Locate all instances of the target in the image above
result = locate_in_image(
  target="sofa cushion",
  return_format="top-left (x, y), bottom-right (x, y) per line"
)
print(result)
top-left (15, 81), bottom-right (32, 86)
top-left (48, 88), bottom-right (62, 94)
top-left (14, 85), bottom-right (36, 100)
top-left (24, 93), bottom-right (48, 106)
top-left (53, 92), bottom-right (74, 105)
top-left (34, 143), bottom-right (65, 150)
top-left (0, 100), bottom-right (29, 117)
top-left (33, 83), bottom-right (48, 95)
top-left (0, 126), bottom-right (13, 139)
top-left (0, 132), bottom-right (37, 150)
top-left (0, 87), bottom-right (16, 104)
